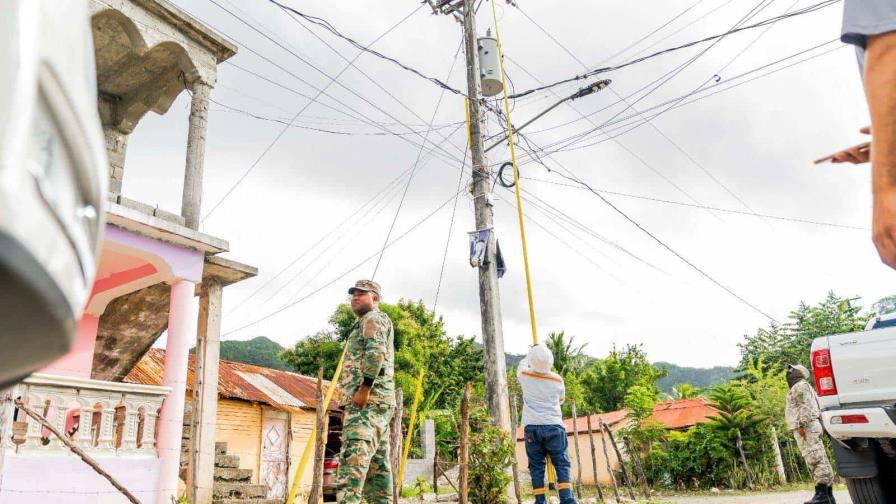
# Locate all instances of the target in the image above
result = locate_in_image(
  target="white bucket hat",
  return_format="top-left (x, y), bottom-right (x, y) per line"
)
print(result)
top-left (527, 344), bottom-right (554, 373)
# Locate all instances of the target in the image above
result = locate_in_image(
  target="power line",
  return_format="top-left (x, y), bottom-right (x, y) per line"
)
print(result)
top-left (433, 149), bottom-right (469, 313)
top-left (513, 132), bottom-right (779, 322)
top-left (536, 37), bottom-right (841, 155)
top-left (267, 0), bottom-right (468, 98)
top-left (519, 176), bottom-right (868, 230)
top-left (210, 97), bottom-right (461, 136)
top-left (506, 0), bottom-right (841, 99)
top-left (200, 1), bottom-right (432, 223)
top-left (222, 185), bottom-right (469, 337)
top-left (226, 121), bottom-right (466, 317)
top-left (372, 39), bottom-right (464, 278)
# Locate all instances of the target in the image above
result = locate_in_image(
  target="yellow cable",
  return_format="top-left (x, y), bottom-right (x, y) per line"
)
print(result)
top-left (285, 344), bottom-right (348, 504)
top-left (397, 368), bottom-right (425, 489)
top-left (489, 0), bottom-right (538, 346)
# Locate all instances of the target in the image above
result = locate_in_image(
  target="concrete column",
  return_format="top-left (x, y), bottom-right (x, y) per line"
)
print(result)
top-left (421, 418), bottom-right (436, 462)
top-left (189, 278), bottom-right (223, 504)
top-left (157, 280), bottom-right (196, 504)
top-left (103, 125), bottom-right (129, 195)
top-left (181, 80), bottom-right (212, 230)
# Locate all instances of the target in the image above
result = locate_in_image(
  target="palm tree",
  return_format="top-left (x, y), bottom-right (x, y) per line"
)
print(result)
top-left (708, 384), bottom-right (766, 488)
top-left (545, 331), bottom-right (587, 376)
top-left (672, 383), bottom-right (700, 400)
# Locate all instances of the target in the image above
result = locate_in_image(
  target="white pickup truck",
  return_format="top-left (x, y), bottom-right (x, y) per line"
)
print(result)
top-left (811, 314), bottom-right (896, 504)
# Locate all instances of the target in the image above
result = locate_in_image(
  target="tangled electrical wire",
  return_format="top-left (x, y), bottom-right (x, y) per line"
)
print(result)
top-left (267, 0), bottom-right (468, 98)
top-left (506, 0), bottom-right (841, 99)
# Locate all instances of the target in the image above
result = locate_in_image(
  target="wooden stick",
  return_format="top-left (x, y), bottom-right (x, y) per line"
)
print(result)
top-left (604, 423), bottom-right (636, 501)
top-left (623, 436), bottom-right (650, 499)
top-left (509, 397), bottom-right (523, 504)
top-left (598, 420), bottom-right (620, 503)
top-left (585, 414), bottom-right (605, 502)
top-left (458, 383), bottom-right (471, 504)
top-left (736, 429), bottom-right (754, 489)
top-left (434, 456), bottom-right (439, 497)
top-left (436, 460), bottom-right (459, 494)
top-left (570, 401), bottom-right (583, 499)
top-left (14, 400), bottom-right (142, 504)
top-left (392, 388), bottom-right (404, 504)
top-left (308, 369), bottom-right (328, 504)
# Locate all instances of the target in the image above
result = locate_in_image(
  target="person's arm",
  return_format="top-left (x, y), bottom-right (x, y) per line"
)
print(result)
top-left (865, 31), bottom-right (896, 268)
top-left (353, 314), bottom-right (388, 407)
top-left (792, 382), bottom-right (813, 438)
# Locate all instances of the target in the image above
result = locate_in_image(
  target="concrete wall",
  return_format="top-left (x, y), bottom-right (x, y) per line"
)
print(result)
top-left (401, 419), bottom-right (435, 485)
top-left (0, 453), bottom-right (161, 504)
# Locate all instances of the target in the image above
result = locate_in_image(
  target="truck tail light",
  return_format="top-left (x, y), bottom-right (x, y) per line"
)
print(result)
top-left (830, 414), bottom-right (869, 425)
top-left (811, 348), bottom-right (838, 396)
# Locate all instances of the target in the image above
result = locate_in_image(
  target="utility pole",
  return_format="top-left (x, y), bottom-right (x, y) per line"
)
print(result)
top-left (459, 0), bottom-right (512, 435)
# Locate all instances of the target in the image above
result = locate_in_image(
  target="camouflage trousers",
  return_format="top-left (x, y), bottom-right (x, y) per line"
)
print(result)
top-left (336, 402), bottom-right (395, 504)
top-left (793, 420), bottom-right (834, 486)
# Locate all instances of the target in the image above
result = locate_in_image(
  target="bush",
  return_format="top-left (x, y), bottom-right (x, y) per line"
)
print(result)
top-left (468, 408), bottom-right (514, 504)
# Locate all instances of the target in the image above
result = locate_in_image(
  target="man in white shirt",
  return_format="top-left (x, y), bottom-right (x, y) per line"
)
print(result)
top-left (517, 344), bottom-right (577, 504)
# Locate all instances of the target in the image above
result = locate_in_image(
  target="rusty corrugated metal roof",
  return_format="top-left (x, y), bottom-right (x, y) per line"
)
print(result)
top-left (649, 397), bottom-right (717, 430)
top-left (514, 398), bottom-right (717, 440)
top-left (125, 348), bottom-right (339, 411)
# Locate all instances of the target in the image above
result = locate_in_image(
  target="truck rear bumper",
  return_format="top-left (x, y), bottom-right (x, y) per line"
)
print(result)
top-left (823, 406), bottom-right (896, 440)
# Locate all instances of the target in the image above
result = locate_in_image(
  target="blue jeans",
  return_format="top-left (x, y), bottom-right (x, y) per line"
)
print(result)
top-left (524, 424), bottom-right (576, 504)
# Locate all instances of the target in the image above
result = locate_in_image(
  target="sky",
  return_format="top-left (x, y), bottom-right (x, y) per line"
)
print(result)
top-left (129, 0), bottom-right (894, 368)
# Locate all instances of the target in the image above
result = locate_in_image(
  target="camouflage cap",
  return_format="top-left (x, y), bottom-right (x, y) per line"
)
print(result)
top-left (348, 279), bottom-right (381, 297)
top-left (788, 364), bottom-right (810, 379)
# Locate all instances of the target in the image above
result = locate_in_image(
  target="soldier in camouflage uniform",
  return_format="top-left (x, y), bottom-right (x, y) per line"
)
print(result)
top-left (785, 364), bottom-right (836, 504)
top-left (335, 279), bottom-right (395, 504)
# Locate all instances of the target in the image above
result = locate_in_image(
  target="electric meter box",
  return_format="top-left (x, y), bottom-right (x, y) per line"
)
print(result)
top-left (477, 36), bottom-right (503, 97)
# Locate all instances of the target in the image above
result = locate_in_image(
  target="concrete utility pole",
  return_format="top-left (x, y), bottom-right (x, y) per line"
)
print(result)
top-left (460, 0), bottom-right (512, 435)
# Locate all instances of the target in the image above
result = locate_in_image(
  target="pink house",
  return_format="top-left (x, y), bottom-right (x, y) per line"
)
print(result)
top-left (0, 2), bottom-right (255, 503)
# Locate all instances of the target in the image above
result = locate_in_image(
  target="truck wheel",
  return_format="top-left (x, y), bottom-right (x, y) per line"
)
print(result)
top-left (846, 476), bottom-right (889, 504)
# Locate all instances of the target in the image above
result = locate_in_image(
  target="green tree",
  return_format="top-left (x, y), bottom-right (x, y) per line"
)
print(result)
top-left (545, 331), bottom-right (587, 376)
top-left (738, 291), bottom-right (870, 371)
top-left (624, 384), bottom-right (657, 422)
top-left (581, 344), bottom-right (667, 412)
top-left (281, 299), bottom-right (484, 413)
top-left (279, 331), bottom-right (342, 377)
top-left (872, 295), bottom-right (896, 316)
top-left (468, 407), bottom-right (514, 504)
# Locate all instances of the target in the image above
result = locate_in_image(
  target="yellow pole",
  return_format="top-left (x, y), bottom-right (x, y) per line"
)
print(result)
top-left (489, 0), bottom-right (538, 346)
top-left (285, 345), bottom-right (348, 504)
top-left (397, 368), bottom-right (425, 490)
top-left (464, 97), bottom-right (471, 147)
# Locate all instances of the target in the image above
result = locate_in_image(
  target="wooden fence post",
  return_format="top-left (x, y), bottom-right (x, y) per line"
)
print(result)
top-left (623, 436), bottom-right (651, 499)
top-left (604, 423), bottom-right (636, 501)
top-left (509, 397), bottom-right (523, 504)
top-left (458, 383), bottom-right (471, 504)
top-left (585, 414), bottom-right (604, 502)
top-left (598, 420), bottom-right (621, 503)
top-left (391, 389), bottom-right (404, 504)
top-left (570, 401), bottom-right (583, 499)
top-left (308, 369), bottom-right (328, 504)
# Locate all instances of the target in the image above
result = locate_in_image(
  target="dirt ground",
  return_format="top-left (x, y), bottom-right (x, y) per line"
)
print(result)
top-left (661, 488), bottom-right (851, 503)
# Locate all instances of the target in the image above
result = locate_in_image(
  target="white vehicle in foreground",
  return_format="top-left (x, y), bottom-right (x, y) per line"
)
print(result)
top-left (0, 0), bottom-right (106, 387)
top-left (811, 314), bottom-right (896, 504)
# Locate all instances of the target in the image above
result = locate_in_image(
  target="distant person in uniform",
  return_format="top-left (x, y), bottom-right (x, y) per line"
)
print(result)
top-left (334, 280), bottom-right (395, 504)
top-left (825, 2), bottom-right (896, 269)
top-left (785, 364), bottom-right (835, 504)
top-left (518, 344), bottom-right (577, 504)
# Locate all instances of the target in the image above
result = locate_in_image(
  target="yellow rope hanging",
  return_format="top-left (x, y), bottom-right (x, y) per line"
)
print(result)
top-left (397, 368), bottom-right (426, 489)
top-left (489, 0), bottom-right (538, 346)
top-left (285, 344), bottom-right (348, 504)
